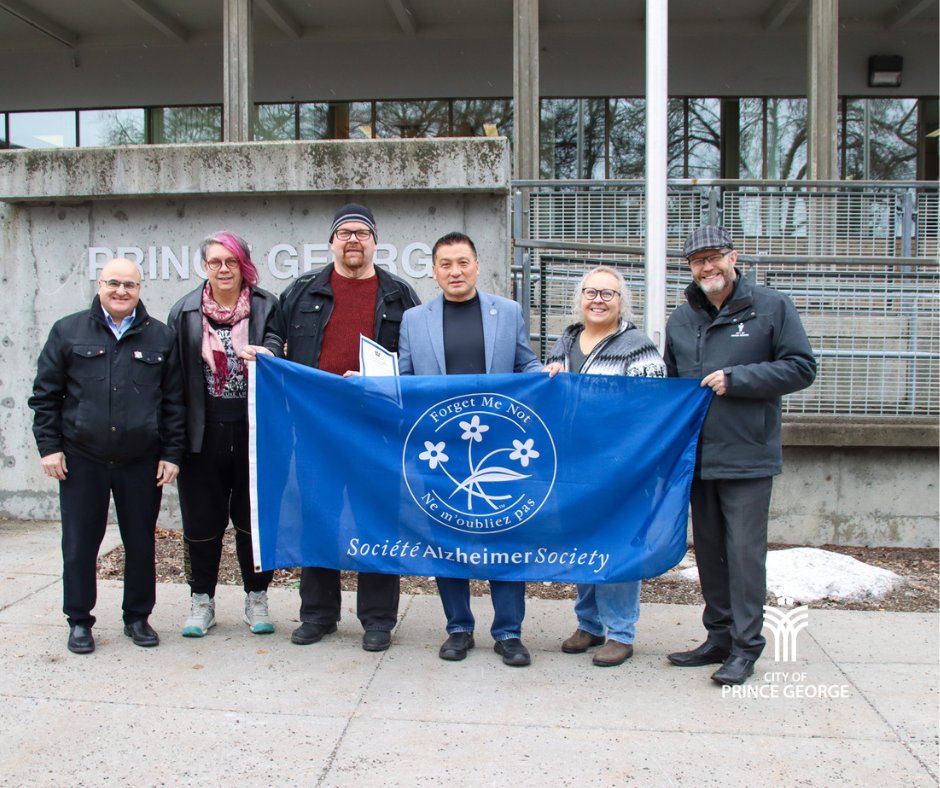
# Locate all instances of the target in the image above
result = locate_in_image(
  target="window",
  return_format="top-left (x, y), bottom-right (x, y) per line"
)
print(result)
top-left (739, 98), bottom-right (764, 178)
top-left (685, 98), bottom-right (721, 178)
top-left (79, 109), bottom-right (146, 146)
top-left (152, 106), bottom-right (222, 144)
top-left (540, 98), bottom-right (605, 178)
top-left (608, 98), bottom-right (645, 178)
top-left (765, 99), bottom-right (807, 179)
top-left (297, 102), bottom-right (373, 139)
top-left (8, 110), bottom-right (76, 149)
top-left (254, 104), bottom-right (297, 141)
top-left (842, 98), bottom-right (917, 180)
top-left (375, 100), bottom-right (449, 138)
top-left (2, 96), bottom-right (932, 181)
top-left (740, 98), bottom-right (807, 179)
top-left (453, 99), bottom-right (513, 139)
top-left (299, 103), bottom-right (329, 139)
top-left (545, 97), bottom-right (719, 180)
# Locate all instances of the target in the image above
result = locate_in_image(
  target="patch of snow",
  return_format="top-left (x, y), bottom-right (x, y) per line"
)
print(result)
top-left (678, 547), bottom-right (904, 604)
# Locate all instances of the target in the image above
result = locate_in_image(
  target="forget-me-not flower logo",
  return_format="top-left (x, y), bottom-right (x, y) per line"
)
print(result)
top-left (403, 393), bottom-right (556, 534)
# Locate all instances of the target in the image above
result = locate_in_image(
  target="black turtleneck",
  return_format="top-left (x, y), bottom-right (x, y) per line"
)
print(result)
top-left (442, 292), bottom-right (485, 374)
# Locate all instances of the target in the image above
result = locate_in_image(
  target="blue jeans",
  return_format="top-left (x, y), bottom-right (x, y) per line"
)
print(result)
top-left (435, 577), bottom-right (525, 641)
top-left (574, 581), bottom-right (641, 644)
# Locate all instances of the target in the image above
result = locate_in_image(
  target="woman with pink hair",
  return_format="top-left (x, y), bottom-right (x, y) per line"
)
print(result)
top-left (168, 231), bottom-right (278, 638)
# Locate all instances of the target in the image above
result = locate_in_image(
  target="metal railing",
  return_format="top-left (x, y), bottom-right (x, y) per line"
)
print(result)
top-left (512, 179), bottom-right (940, 418)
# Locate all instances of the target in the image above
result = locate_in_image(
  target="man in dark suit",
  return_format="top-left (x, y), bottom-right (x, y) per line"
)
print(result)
top-left (30, 258), bottom-right (185, 654)
top-left (398, 231), bottom-right (542, 667)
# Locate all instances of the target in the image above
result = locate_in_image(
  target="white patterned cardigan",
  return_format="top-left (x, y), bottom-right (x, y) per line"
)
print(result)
top-left (546, 320), bottom-right (666, 378)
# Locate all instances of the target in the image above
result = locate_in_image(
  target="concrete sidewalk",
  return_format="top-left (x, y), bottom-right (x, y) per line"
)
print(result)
top-left (0, 520), bottom-right (937, 787)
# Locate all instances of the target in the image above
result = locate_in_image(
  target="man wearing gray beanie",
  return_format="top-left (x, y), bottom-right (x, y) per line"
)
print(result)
top-left (264, 203), bottom-right (420, 652)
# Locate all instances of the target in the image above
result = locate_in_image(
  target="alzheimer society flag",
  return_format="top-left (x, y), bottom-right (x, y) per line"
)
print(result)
top-left (250, 356), bottom-right (711, 583)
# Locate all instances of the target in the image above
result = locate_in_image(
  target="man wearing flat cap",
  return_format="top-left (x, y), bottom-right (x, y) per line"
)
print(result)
top-left (664, 225), bottom-right (815, 686)
top-left (264, 203), bottom-right (420, 652)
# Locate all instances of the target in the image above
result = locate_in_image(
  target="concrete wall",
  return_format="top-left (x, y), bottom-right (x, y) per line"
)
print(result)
top-left (0, 138), bottom-right (511, 520)
top-left (772, 447), bottom-right (938, 548)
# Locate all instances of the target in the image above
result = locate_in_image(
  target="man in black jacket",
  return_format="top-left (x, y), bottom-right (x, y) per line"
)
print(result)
top-left (263, 203), bottom-right (420, 652)
top-left (29, 258), bottom-right (185, 655)
top-left (664, 226), bottom-right (816, 686)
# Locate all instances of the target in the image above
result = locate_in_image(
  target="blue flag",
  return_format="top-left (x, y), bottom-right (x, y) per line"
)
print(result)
top-left (250, 355), bottom-right (711, 583)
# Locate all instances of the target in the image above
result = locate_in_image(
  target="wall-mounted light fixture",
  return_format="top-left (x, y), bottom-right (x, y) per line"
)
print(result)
top-left (868, 55), bottom-right (903, 88)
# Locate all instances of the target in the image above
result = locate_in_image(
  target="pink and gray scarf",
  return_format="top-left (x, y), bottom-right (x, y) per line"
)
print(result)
top-left (201, 284), bottom-right (251, 396)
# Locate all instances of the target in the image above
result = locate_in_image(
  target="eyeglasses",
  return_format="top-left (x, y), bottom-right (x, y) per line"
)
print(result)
top-left (205, 257), bottom-right (241, 271)
top-left (99, 279), bottom-right (140, 292)
top-left (581, 288), bottom-right (620, 302)
top-left (334, 228), bottom-right (373, 242)
top-left (688, 251), bottom-right (730, 268)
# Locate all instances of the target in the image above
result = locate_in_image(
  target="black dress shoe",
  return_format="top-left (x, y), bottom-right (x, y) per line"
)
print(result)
top-left (711, 655), bottom-right (755, 685)
top-left (667, 640), bottom-right (730, 667)
top-left (124, 619), bottom-right (159, 648)
top-left (67, 624), bottom-right (95, 654)
top-left (362, 630), bottom-right (392, 652)
top-left (494, 637), bottom-right (531, 667)
top-left (290, 621), bottom-right (337, 645)
top-left (439, 632), bottom-right (475, 661)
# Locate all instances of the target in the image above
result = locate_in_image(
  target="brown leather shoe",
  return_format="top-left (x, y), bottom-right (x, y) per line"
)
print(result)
top-left (561, 628), bottom-right (606, 653)
top-left (592, 640), bottom-right (633, 667)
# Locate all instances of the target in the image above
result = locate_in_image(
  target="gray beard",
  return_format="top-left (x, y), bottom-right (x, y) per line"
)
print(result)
top-left (696, 273), bottom-right (734, 298)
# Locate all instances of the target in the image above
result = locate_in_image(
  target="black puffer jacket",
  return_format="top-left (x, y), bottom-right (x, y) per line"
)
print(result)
top-left (664, 273), bottom-right (816, 479)
top-left (167, 283), bottom-right (279, 453)
top-left (30, 297), bottom-right (186, 465)
top-left (263, 264), bottom-right (420, 365)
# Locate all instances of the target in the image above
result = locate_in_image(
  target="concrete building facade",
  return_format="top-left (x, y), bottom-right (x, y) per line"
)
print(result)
top-left (0, 1), bottom-right (936, 545)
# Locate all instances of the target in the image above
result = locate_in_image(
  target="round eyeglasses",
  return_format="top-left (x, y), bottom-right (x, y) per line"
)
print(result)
top-left (581, 288), bottom-right (620, 302)
top-left (205, 257), bottom-right (241, 271)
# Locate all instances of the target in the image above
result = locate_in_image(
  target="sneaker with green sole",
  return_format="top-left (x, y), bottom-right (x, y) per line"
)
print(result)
top-left (181, 593), bottom-right (215, 637)
top-left (244, 590), bottom-right (275, 634)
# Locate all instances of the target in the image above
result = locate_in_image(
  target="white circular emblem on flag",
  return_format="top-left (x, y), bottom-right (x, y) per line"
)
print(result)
top-left (403, 393), bottom-right (557, 534)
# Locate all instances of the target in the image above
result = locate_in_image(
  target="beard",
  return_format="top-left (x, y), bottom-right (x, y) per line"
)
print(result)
top-left (696, 270), bottom-right (733, 297)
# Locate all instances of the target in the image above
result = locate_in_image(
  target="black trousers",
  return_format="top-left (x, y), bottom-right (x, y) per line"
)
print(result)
top-left (690, 476), bottom-right (774, 661)
top-left (178, 420), bottom-right (273, 597)
top-left (299, 568), bottom-right (400, 632)
top-left (59, 453), bottom-right (162, 627)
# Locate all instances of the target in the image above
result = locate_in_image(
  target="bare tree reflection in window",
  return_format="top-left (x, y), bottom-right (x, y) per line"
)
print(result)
top-left (843, 98), bottom-right (917, 180)
top-left (609, 98), bottom-right (645, 179)
top-left (687, 98), bottom-right (721, 178)
top-left (540, 98), bottom-right (605, 178)
top-left (152, 106), bottom-right (223, 144)
top-left (93, 110), bottom-right (146, 146)
top-left (766, 99), bottom-right (807, 180)
top-left (453, 99), bottom-right (513, 139)
top-left (375, 100), bottom-right (448, 138)
top-left (254, 104), bottom-right (296, 141)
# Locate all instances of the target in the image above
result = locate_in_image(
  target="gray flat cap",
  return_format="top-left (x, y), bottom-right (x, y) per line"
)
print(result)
top-left (683, 225), bottom-right (734, 259)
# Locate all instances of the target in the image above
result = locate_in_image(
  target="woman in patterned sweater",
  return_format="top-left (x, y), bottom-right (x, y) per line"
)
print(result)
top-left (544, 265), bottom-right (665, 666)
